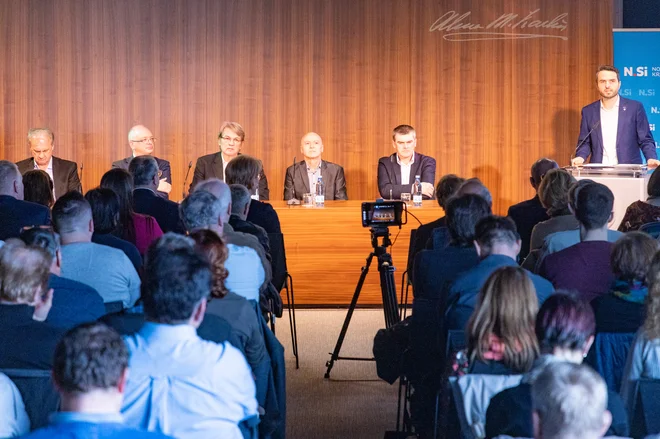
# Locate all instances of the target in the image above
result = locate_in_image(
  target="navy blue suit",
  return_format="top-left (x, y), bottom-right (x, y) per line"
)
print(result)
top-left (576, 96), bottom-right (657, 164)
top-left (0, 195), bottom-right (50, 241)
top-left (132, 188), bottom-right (184, 234)
top-left (377, 152), bottom-right (436, 200)
top-left (46, 274), bottom-right (106, 328)
top-left (113, 156), bottom-right (172, 199)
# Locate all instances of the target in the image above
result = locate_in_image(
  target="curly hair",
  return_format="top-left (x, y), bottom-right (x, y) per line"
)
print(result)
top-left (189, 229), bottom-right (230, 299)
top-left (644, 252), bottom-right (660, 340)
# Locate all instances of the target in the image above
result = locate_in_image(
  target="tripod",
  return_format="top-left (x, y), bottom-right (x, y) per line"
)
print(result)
top-left (324, 226), bottom-right (400, 378)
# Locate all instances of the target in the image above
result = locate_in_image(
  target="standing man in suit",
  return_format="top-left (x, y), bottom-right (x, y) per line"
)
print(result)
top-left (0, 161), bottom-right (50, 240)
top-left (283, 132), bottom-right (348, 200)
top-left (190, 121), bottom-right (270, 199)
top-left (112, 125), bottom-right (172, 199)
top-left (377, 124), bottom-right (436, 200)
top-left (16, 128), bottom-right (81, 199)
top-left (572, 65), bottom-right (659, 167)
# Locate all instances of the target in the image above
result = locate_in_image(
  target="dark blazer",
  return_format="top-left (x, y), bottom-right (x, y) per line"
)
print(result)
top-left (46, 273), bottom-right (106, 329)
top-left (377, 152), bottom-right (436, 200)
top-left (132, 188), bottom-right (184, 234)
top-left (246, 199), bottom-right (281, 234)
top-left (229, 214), bottom-right (271, 256)
top-left (283, 160), bottom-right (348, 200)
top-left (576, 96), bottom-right (657, 164)
top-left (92, 233), bottom-right (142, 273)
top-left (112, 156), bottom-right (172, 199)
top-left (0, 195), bottom-right (50, 241)
top-left (507, 195), bottom-right (549, 260)
top-left (190, 152), bottom-right (270, 200)
top-left (16, 156), bottom-right (81, 199)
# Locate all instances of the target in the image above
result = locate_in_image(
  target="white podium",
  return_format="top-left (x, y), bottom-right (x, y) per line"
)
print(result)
top-left (566, 164), bottom-right (651, 230)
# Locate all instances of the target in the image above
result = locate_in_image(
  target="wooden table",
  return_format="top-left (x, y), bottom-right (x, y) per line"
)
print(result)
top-left (270, 200), bottom-right (443, 305)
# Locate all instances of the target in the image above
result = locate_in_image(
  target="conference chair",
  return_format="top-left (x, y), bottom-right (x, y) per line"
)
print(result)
top-left (584, 332), bottom-right (635, 393)
top-left (268, 232), bottom-right (299, 369)
top-left (630, 378), bottom-right (660, 439)
top-left (399, 228), bottom-right (417, 320)
top-left (639, 221), bottom-right (660, 239)
top-left (1, 368), bottom-right (60, 430)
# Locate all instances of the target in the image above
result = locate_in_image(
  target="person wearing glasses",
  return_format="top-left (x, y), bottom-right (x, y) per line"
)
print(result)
top-left (112, 125), bottom-right (172, 199)
top-left (189, 121), bottom-right (270, 200)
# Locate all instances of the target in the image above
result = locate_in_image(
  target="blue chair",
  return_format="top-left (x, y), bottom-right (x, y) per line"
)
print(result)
top-left (639, 221), bottom-right (660, 239)
top-left (630, 378), bottom-right (660, 439)
top-left (584, 332), bottom-right (635, 393)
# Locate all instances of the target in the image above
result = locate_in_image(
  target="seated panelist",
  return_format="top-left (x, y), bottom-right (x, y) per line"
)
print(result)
top-left (377, 124), bottom-right (436, 200)
top-left (283, 132), bottom-right (348, 201)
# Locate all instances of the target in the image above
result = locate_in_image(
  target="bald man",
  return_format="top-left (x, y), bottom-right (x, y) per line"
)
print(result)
top-left (283, 132), bottom-right (348, 200)
top-left (112, 125), bottom-right (172, 199)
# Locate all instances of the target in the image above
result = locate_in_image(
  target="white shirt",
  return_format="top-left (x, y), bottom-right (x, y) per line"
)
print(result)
top-left (600, 95), bottom-right (620, 165)
top-left (34, 156), bottom-right (55, 198)
top-left (396, 152), bottom-right (415, 185)
top-left (224, 244), bottom-right (265, 302)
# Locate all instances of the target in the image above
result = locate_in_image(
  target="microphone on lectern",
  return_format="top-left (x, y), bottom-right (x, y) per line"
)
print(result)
top-left (571, 121), bottom-right (600, 165)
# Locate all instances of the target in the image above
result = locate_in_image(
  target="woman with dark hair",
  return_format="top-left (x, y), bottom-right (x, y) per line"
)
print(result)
top-left (485, 293), bottom-right (629, 438)
top-left (225, 155), bottom-right (281, 233)
top-left (23, 170), bottom-right (54, 208)
top-left (100, 168), bottom-right (162, 255)
top-left (591, 232), bottom-right (659, 333)
top-left (619, 170), bottom-right (660, 232)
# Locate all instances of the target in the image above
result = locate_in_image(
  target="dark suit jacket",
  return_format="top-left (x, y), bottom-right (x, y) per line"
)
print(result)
top-left (229, 214), bottom-right (271, 257)
top-left (507, 195), bottom-right (549, 260)
top-left (132, 188), bottom-right (184, 234)
top-left (16, 156), bottom-right (81, 199)
top-left (576, 96), bottom-right (657, 164)
top-left (190, 152), bottom-right (270, 200)
top-left (246, 199), bottom-right (281, 234)
top-left (92, 233), bottom-right (142, 273)
top-left (0, 195), bottom-right (50, 240)
top-left (112, 156), bottom-right (172, 199)
top-left (46, 273), bottom-right (106, 329)
top-left (283, 160), bottom-right (348, 200)
top-left (377, 152), bottom-right (436, 200)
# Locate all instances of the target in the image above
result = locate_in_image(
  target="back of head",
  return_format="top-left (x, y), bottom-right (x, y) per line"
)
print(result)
top-left (530, 158), bottom-right (559, 189)
top-left (180, 190), bottom-right (223, 232)
top-left (0, 160), bottom-right (20, 196)
top-left (474, 215), bottom-right (520, 258)
top-left (568, 179), bottom-right (594, 212)
top-left (52, 191), bottom-right (92, 235)
top-left (142, 233), bottom-right (212, 323)
top-left (128, 155), bottom-right (158, 187)
top-left (611, 231), bottom-right (659, 283)
top-left (535, 292), bottom-right (595, 354)
top-left (194, 179), bottom-right (231, 219)
top-left (647, 170), bottom-right (660, 197)
top-left (455, 178), bottom-right (492, 207)
top-left (574, 182), bottom-right (614, 230)
top-left (532, 362), bottom-right (609, 439)
top-left (100, 169), bottom-right (134, 215)
top-left (467, 265), bottom-right (539, 372)
top-left (538, 168), bottom-right (576, 216)
top-left (189, 229), bottom-right (229, 299)
top-left (0, 240), bottom-right (50, 304)
top-left (19, 227), bottom-right (60, 265)
top-left (85, 188), bottom-right (120, 234)
top-left (230, 184), bottom-right (251, 215)
top-left (53, 322), bottom-right (128, 394)
top-left (446, 194), bottom-right (492, 247)
top-left (225, 155), bottom-right (261, 192)
top-left (22, 170), bottom-right (54, 208)
top-left (435, 174), bottom-right (465, 209)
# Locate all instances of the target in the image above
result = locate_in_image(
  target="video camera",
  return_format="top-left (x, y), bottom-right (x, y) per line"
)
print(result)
top-left (361, 200), bottom-right (407, 228)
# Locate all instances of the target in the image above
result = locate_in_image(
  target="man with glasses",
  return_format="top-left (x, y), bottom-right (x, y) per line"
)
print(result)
top-left (190, 121), bottom-right (270, 199)
top-left (112, 125), bottom-right (172, 199)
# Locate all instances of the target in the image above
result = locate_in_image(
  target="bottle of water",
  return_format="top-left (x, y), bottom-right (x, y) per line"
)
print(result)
top-left (413, 175), bottom-right (423, 206)
top-left (315, 176), bottom-right (325, 207)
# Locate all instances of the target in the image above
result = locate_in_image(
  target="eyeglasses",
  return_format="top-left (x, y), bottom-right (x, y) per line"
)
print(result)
top-left (220, 136), bottom-right (243, 144)
top-left (131, 137), bottom-right (157, 144)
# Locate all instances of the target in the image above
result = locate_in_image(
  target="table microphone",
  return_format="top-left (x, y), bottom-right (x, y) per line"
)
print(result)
top-left (182, 161), bottom-right (192, 198)
top-left (79, 163), bottom-right (84, 187)
top-left (287, 156), bottom-right (301, 205)
top-left (571, 121), bottom-right (600, 165)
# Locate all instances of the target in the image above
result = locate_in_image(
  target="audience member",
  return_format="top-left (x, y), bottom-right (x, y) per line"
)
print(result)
top-left (592, 232), bottom-right (659, 333)
top-left (225, 155), bottom-right (281, 233)
top-left (129, 156), bottom-right (184, 234)
top-left (486, 293), bottom-right (629, 438)
top-left (229, 183), bottom-right (271, 256)
top-left (619, 168), bottom-right (660, 232)
top-left (21, 322), bottom-right (173, 439)
top-left (19, 227), bottom-right (105, 328)
top-left (0, 372), bottom-right (29, 437)
top-left (0, 160), bottom-right (50, 240)
top-left (52, 192), bottom-right (140, 308)
top-left (507, 158), bottom-right (558, 259)
top-left (455, 177), bottom-right (493, 207)
top-left (539, 182), bottom-right (615, 303)
top-left (22, 169), bottom-right (54, 208)
top-left (121, 233), bottom-right (259, 438)
top-left (531, 362), bottom-right (612, 439)
top-left (100, 168), bottom-right (163, 255)
top-left (85, 188), bottom-right (142, 272)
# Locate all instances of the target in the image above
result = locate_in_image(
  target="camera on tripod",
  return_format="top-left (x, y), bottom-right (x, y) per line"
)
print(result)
top-left (361, 200), bottom-right (407, 231)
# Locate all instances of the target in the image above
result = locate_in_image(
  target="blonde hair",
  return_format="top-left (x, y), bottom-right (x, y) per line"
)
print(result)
top-left (218, 121), bottom-right (246, 141)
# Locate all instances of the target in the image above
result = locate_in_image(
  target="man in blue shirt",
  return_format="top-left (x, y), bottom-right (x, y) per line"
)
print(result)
top-left (21, 322), bottom-right (172, 439)
top-left (121, 233), bottom-right (259, 439)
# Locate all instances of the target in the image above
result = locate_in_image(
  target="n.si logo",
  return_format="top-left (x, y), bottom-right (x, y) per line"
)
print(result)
top-left (624, 67), bottom-right (648, 77)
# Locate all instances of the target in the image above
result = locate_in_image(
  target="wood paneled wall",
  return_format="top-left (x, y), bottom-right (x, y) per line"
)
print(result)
top-left (0, 0), bottom-right (612, 212)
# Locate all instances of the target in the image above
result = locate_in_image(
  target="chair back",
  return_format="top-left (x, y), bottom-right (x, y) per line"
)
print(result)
top-left (432, 227), bottom-right (451, 250)
top-left (0, 372), bottom-right (29, 437)
top-left (639, 221), bottom-right (660, 239)
top-left (584, 332), bottom-right (635, 392)
top-left (445, 329), bottom-right (467, 360)
top-left (1, 368), bottom-right (60, 430)
top-left (630, 378), bottom-right (660, 439)
top-left (268, 232), bottom-right (288, 291)
top-left (405, 229), bottom-right (418, 284)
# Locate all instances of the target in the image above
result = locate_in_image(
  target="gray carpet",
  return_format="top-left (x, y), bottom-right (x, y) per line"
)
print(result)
top-left (275, 309), bottom-right (401, 439)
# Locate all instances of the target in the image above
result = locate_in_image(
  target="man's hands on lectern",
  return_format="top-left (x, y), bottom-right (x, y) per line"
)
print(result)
top-left (572, 157), bottom-right (585, 167)
top-left (648, 159), bottom-right (660, 169)
top-left (420, 182), bottom-right (434, 198)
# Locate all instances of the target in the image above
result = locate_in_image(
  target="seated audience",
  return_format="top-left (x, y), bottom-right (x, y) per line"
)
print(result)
top-left (486, 293), bottom-right (629, 438)
top-left (592, 232), bottom-right (659, 333)
top-left (21, 322), bottom-right (173, 439)
top-left (0, 372), bottom-right (29, 438)
top-left (225, 155), bottom-right (281, 234)
top-left (53, 192), bottom-right (141, 308)
top-left (507, 158), bottom-right (558, 260)
top-left (539, 182), bottom-right (615, 303)
top-left (0, 160), bottom-right (50, 240)
top-left (22, 169), bottom-right (54, 208)
top-left (85, 188), bottom-right (142, 272)
top-left (0, 240), bottom-right (66, 369)
top-left (121, 233), bottom-right (259, 438)
top-left (100, 168), bottom-right (163, 255)
top-left (455, 177), bottom-right (493, 207)
top-left (446, 216), bottom-right (554, 332)
top-left (619, 168), bottom-right (660, 232)
top-left (531, 362), bottom-right (613, 439)
top-left (19, 227), bottom-right (105, 328)
top-left (229, 184), bottom-right (271, 256)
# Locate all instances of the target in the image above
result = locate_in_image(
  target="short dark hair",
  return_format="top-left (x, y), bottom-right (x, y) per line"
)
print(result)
top-left (53, 322), bottom-right (128, 393)
top-left (435, 174), bottom-right (465, 209)
top-left (446, 194), bottom-right (492, 247)
top-left (596, 64), bottom-right (620, 81)
top-left (611, 231), bottom-right (660, 283)
top-left (530, 158), bottom-right (559, 188)
top-left (392, 124), bottom-right (416, 140)
top-left (535, 292), bottom-right (595, 354)
top-left (142, 233), bottom-right (212, 324)
top-left (648, 170), bottom-right (660, 198)
top-left (52, 191), bottom-right (92, 234)
top-left (22, 170), bottom-right (54, 208)
top-left (128, 156), bottom-right (158, 187)
top-left (229, 184), bottom-right (251, 215)
top-left (85, 188), bottom-right (120, 234)
top-left (19, 227), bottom-right (60, 262)
top-left (568, 179), bottom-right (594, 211)
top-left (225, 155), bottom-right (262, 192)
top-left (475, 216), bottom-right (520, 257)
top-left (574, 182), bottom-right (614, 230)
top-left (456, 178), bottom-right (492, 206)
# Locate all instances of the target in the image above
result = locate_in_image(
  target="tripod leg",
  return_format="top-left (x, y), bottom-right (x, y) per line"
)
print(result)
top-left (379, 257), bottom-right (400, 329)
top-left (324, 253), bottom-right (374, 379)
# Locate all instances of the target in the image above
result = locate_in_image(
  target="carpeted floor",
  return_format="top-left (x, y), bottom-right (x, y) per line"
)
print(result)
top-left (275, 309), bottom-right (401, 439)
